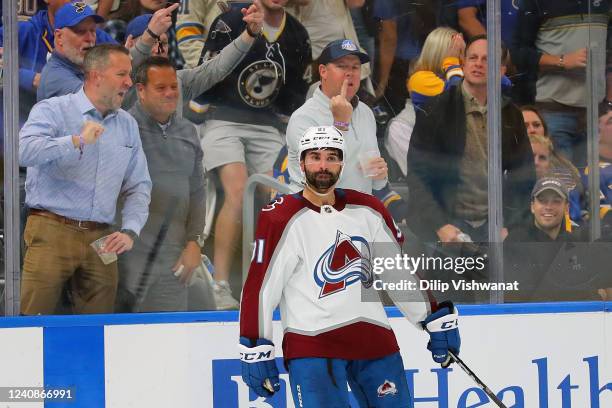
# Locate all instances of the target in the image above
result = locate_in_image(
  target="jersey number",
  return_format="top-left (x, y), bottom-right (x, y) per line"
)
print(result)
top-left (252, 239), bottom-right (265, 264)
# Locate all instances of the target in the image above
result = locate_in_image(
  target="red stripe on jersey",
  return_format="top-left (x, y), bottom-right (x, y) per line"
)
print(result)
top-left (342, 189), bottom-right (405, 246)
top-left (282, 321), bottom-right (400, 360)
top-left (240, 194), bottom-right (306, 339)
top-left (343, 189), bottom-right (437, 311)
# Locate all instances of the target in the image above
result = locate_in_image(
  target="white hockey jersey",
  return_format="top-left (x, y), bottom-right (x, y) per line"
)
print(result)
top-left (240, 189), bottom-right (433, 360)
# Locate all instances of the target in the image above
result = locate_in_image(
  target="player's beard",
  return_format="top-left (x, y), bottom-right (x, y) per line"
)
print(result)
top-left (304, 168), bottom-right (340, 193)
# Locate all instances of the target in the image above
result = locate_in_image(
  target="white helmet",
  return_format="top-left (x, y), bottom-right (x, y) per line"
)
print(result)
top-left (298, 126), bottom-right (345, 161)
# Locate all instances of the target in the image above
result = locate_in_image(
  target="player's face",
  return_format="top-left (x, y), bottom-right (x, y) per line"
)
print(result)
top-left (463, 39), bottom-right (487, 87)
top-left (320, 55), bottom-right (361, 100)
top-left (530, 142), bottom-right (551, 178)
top-left (599, 111), bottom-right (612, 143)
top-left (56, 17), bottom-right (97, 66)
top-left (531, 190), bottom-right (567, 232)
top-left (301, 149), bottom-right (343, 193)
top-left (523, 110), bottom-right (545, 136)
top-left (94, 52), bottom-right (133, 112)
top-left (261, 0), bottom-right (288, 11)
top-left (137, 66), bottom-right (179, 121)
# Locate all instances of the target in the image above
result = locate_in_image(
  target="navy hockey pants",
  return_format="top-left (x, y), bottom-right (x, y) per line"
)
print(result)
top-left (287, 352), bottom-right (412, 407)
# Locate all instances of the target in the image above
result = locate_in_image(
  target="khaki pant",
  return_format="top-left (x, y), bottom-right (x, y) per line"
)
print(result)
top-left (20, 214), bottom-right (118, 315)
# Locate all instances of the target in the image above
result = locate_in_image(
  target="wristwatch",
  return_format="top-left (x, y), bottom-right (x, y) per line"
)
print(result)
top-left (120, 229), bottom-right (138, 241)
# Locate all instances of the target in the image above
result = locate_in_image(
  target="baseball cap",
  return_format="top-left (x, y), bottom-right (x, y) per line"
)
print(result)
top-left (531, 177), bottom-right (568, 200)
top-left (318, 39), bottom-right (370, 65)
top-left (55, 2), bottom-right (104, 30)
top-left (126, 14), bottom-right (153, 39)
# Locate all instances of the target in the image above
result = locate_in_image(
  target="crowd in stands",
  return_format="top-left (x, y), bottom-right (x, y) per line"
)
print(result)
top-left (1, 0), bottom-right (611, 315)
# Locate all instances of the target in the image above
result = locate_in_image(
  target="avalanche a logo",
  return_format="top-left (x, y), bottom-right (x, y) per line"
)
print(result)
top-left (238, 60), bottom-right (284, 108)
top-left (377, 380), bottom-right (398, 397)
top-left (314, 230), bottom-right (373, 298)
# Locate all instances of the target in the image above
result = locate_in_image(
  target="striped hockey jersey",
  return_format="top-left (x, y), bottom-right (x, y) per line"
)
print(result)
top-left (240, 189), bottom-right (433, 361)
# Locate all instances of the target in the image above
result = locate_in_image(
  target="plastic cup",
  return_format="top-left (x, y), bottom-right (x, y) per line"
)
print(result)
top-left (358, 150), bottom-right (380, 178)
top-left (90, 234), bottom-right (118, 265)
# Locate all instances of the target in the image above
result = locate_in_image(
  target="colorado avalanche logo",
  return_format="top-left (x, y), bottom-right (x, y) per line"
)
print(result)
top-left (314, 230), bottom-right (373, 298)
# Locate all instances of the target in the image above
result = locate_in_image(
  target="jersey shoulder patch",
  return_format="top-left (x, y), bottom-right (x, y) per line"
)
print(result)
top-left (260, 194), bottom-right (306, 222)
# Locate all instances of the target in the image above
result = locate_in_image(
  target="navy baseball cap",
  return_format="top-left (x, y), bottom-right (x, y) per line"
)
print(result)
top-left (55, 2), bottom-right (104, 30)
top-left (126, 14), bottom-right (153, 39)
top-left (319, 39), bottom-right (370, 65)
top-left (531, 177), bottom-right (569, 200)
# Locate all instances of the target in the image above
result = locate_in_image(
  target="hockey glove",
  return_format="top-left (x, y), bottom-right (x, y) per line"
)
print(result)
top-left (239, 337), bottom-right (281, 397)
top-left (422, 301), bottom-right (460, 368)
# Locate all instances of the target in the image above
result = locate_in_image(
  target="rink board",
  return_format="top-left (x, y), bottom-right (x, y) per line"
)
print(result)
top-left (0, 302), bottom-right (610, 408)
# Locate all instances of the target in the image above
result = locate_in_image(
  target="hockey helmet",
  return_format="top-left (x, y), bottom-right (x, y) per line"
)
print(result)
top-left (298, 126), bottom-right (345, 161)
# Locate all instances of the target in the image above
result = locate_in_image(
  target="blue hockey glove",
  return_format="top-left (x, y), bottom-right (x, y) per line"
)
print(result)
top-left (239, 337), bottom-right (280, 397)
top-left (422, 302), bottom-right (460, 368)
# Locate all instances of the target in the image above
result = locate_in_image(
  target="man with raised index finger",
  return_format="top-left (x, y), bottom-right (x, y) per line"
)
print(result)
top-left (19, 44), bottom-right (152, 315)
top-left (286, 38), bottom-right (408, 223)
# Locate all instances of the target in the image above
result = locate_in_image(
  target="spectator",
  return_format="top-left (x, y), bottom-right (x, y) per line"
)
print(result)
top-left (528, 133), bottom-right (586, 225)
top-left (121, 4), bottom-right (263, 115)
top-left (36, 1), bottom-right (177, 101)
top-left (373, 0), bottom-right (436, 114)
top-left (503, 178), bottom-right (580, 301)
top-left (16, 0), bottom-right (46, 21)
top-left (19, 44), bottom-right (152, 315)
top-left (455, 0), bottom-right (518, 46)
top-left (288, 0), bottom-right (370, 85)
top-left (349, 0), bottom-right (375, 65)
top-left (582, 102), bottom-right (612, 223)
top-left (197, 0), bottom-right (311, 310)
top-left (124, 13), bottom-right (168, 57)
top-left (528, 133), bottom-right (552, 179)
top-left (520, 105), bottom-right (548, 136)
top-left (0, 0), bottom-right (117, 135)
top-left (506, 177), bottom-right (572, 242)
top-left (511, 0), bottom-right (610, 166)
top-left (406, 35), bottom-right (535, 243)
top-left (408, 27), bottom-right (464, 111)
top-left (175, 0), bottom-right (221, 68)
top-left (119, 57), bottom-right (205, 312)
top-left (286, 39), bottom-right (408, 221)
top-left (384, 99), bottom-right (415, 177)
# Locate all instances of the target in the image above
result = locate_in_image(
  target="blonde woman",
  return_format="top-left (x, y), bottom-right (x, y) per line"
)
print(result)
top-left (408, 27), bottom-right (464, 109)
top-left (529, 133), bottom-right (587, 225)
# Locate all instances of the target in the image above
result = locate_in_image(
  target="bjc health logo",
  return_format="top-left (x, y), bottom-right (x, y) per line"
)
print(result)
top-left (212, 356), bottom-right (611, 407)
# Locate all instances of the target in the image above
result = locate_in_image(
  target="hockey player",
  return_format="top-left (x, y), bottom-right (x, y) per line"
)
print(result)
top-left (239, 126), bottom-right (461, 407)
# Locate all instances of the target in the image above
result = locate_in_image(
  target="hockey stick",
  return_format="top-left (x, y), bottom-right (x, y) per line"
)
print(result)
top-left (449, 351), bottom-right (508, 408)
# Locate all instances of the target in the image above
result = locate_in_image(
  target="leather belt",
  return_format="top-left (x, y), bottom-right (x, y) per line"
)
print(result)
top-left (29, 209), bottom-right (109, 230)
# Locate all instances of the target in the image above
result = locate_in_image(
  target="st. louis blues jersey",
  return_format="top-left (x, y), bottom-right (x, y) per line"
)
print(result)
top-left (196, 8), bottom-right (311, 127)
top-left (583, 159), bottom-right (612, 219)
top-left (239, 189), bottom-right (433, 361)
